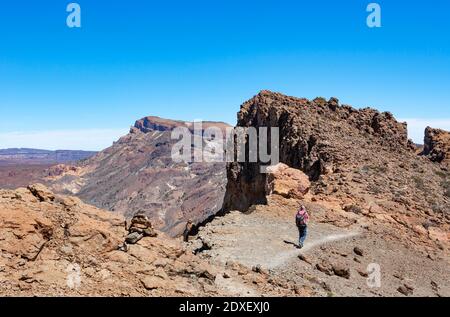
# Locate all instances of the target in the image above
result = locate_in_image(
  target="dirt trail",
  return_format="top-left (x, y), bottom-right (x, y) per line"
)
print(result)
top-left (194, 210), bottom-right (361, 270)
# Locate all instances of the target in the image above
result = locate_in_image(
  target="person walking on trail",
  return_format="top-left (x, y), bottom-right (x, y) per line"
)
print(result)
top-left (296, 205), bottom-right (310, 249)
top-left (183, 219), bottom-right (194, 242)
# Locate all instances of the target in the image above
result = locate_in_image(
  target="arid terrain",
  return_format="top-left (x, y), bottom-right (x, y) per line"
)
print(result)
top-left (45, 116), bottom-right (230, 237)
top-left (0, 91), bottom-right (449, 297)
top-left (0, 149), bottom-right (96, 189)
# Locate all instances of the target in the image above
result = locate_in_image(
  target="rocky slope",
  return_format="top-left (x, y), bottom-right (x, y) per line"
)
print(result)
top-left (0, 184), bottom-right (305, 296)
top-left (47, 116), bottom-right (230, 237)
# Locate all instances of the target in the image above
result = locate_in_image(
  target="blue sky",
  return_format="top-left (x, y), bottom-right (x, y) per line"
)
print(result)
top-left (0, 0), bottom-right (449, 150)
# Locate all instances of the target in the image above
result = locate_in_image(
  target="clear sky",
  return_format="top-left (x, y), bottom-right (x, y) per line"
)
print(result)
top-left (0, 0), bottom-right (449, 150)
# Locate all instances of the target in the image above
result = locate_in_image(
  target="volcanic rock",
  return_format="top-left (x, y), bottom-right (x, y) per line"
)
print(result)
top-left (423, 127), bottom-right (450, 165)
top-left (265, 163), bottom-right (311, 199)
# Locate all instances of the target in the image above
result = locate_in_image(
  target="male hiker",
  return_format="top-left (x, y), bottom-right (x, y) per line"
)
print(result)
top-left (296, 205), bottom-right (310, 249)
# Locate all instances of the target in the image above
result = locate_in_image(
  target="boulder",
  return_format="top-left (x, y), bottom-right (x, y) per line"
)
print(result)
top-left (141, 276), bottom-right (166, 290)
top-left (332, 264), bottom-right (351, 279)
top-left (27, 184), bottom-right (55, 202)
top-left (353, 247), bottom-right (364, 257)
top-left (265, 163), bottom-right (311, 199)
top-left (316, 261), bottom-right (334, 276)
top-left (397, 284), bottom-right (414, 296)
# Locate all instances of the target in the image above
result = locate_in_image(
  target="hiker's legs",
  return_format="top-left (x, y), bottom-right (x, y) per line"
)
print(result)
top-left (299, 225), bottom-right (308, 246)
top-left (183, 230), bottom-right (189, 242)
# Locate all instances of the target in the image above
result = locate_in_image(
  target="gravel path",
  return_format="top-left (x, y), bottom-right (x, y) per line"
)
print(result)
top-left (195, 211), bottom-right (361, 269)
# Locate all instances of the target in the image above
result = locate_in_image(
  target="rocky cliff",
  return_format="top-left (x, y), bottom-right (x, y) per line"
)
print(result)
top-left (223, 91), bottom-right (449, 223)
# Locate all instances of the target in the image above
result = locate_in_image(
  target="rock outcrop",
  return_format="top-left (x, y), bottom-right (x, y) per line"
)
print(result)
top-left (423, 127), bottom-right (450, 165)
top-left (135, 116), bottom-right (230, 134)
top-left (222, 91), bottom-right (450, 226)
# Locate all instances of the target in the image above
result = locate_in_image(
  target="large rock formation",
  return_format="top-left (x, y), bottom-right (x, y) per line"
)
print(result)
top-left (223, 91), bottom-right (449, 221)
top-left (423, 127), bottom-right (450, 165)
top-left (48, 116), bottom-right (230, 237)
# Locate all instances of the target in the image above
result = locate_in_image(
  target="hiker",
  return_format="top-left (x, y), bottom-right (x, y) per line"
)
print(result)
top-left (118, 214), bottom-right (157, 251)
top-left (183, 219), bottom-right (194, 242)
top-left (295, 205), bottom-right (310, 249)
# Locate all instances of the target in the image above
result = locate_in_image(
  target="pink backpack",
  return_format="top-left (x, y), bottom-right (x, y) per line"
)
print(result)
top-left (296, 208), bottom-right (309, 226)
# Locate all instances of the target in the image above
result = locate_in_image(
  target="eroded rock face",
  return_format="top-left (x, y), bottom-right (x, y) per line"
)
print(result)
top-left (48, 116), bottom-right (230, 237)
top-left (424, 127), bottom-right (450, 165)
top-left (135, 116), bottom-right (230, 134)
top-left (221, 90), bottom-right (450, 226)
top-left (223, 90), bottom-right (414, 212)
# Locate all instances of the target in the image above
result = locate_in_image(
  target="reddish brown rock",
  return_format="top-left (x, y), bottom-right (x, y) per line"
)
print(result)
top-left (27, 183), bottom-right (55, 202)
top-left (222, 90), bottom-right (414, 212)
top-left (265, 163), bottom-right (311, 199)
top-left (423, 127), bottom-right (450, 165)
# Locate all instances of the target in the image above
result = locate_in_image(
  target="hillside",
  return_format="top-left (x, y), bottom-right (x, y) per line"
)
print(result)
top-left (47, 116), bottom-right (230, 237)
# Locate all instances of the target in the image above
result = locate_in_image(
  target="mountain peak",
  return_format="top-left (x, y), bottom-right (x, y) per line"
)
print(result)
top-left (134, 116), bottom-right (231, 134)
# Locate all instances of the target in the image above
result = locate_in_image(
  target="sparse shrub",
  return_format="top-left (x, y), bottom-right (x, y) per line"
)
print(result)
top-left (367, 183), bottom-right (382, 195)
top-left (434, 169), bottom-right (448, 179)
top-left (373, 165), bottom-right (388, 174)
top-left (413, 176), bottom-right (426, 192)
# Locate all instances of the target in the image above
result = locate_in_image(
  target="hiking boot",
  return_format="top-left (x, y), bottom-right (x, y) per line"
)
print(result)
top-left (297, 243), bottom-right (303, 249)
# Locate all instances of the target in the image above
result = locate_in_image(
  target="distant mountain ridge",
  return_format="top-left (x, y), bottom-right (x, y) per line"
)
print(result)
top-left (0, 148), bottom-right (97, 164)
